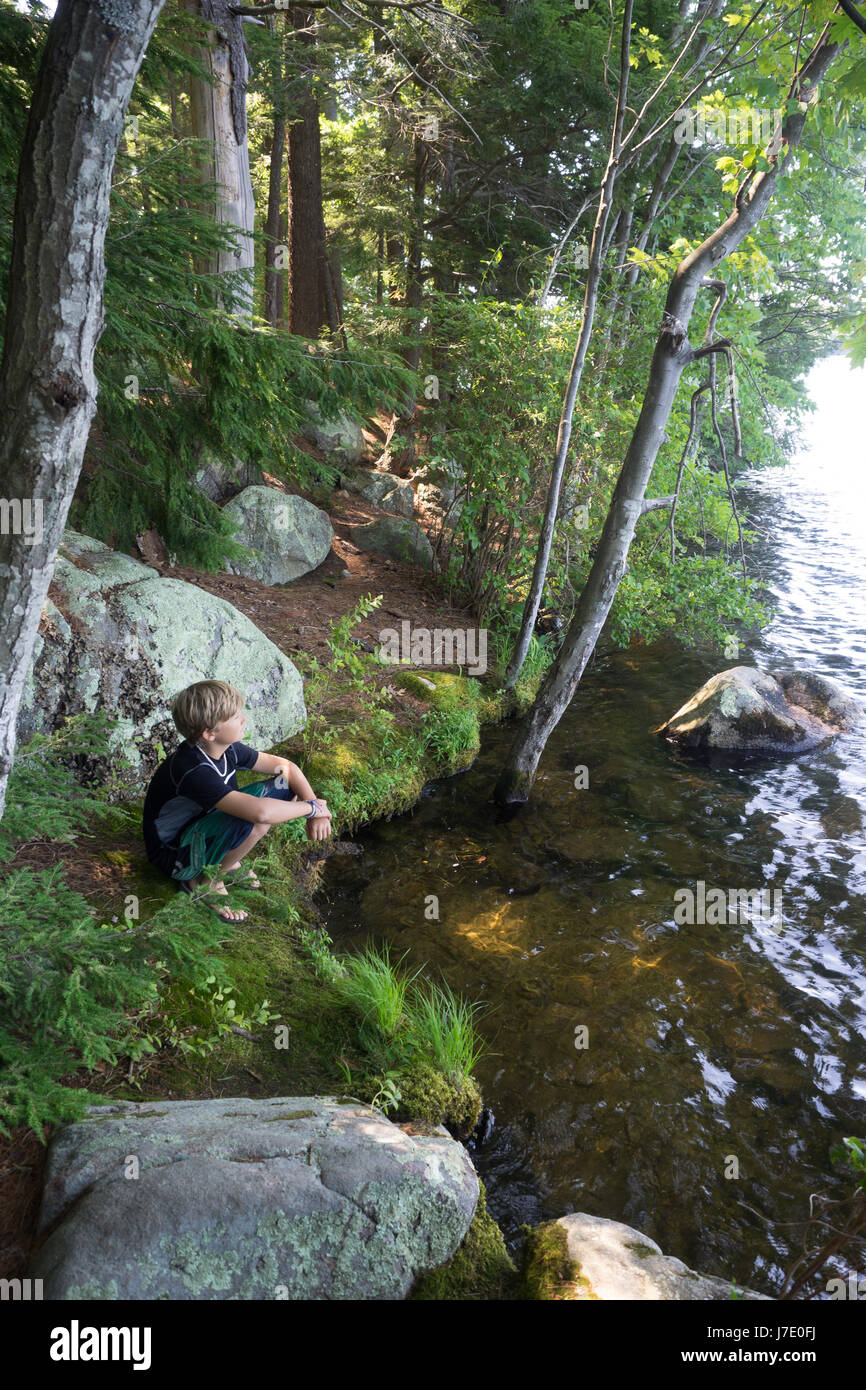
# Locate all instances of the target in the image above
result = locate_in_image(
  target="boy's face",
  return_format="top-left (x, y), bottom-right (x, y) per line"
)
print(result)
top-left (201, 706), bottom-right (247, 747)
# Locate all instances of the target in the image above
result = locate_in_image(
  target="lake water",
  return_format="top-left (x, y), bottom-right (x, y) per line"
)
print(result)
top-left (320, 357), bottom-right (866, 1295)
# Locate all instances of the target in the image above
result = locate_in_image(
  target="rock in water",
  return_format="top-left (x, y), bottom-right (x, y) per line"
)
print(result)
top-left (29, 1097), bottom-right (479, 1301)
top-left (19, 530), bottom-right (306, 787)
top-left (224, 486), bottom-right (334, 584)
top-left (657, 666), bottom-right (862, 757)
top-left (555, 1214), bottom-right (769, 1300)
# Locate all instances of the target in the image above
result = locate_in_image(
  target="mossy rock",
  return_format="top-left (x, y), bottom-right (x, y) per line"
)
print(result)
top-left (397, 670), bottom-right (477, 712)
top-left (520, 1219), bottom-right (592, 1300)
top-left (410, 1183), bottom-right (518, 1300)
top-left (395, 1059), bottom-right (482, 1137)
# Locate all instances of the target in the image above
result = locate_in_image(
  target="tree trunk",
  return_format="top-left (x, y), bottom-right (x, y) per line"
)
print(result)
top-left (186, 0), bottom-right (255, 315)
top-left (504, 0), bottom-right (634, 687)
top-left (0, 0), bottom-right (164, 822)
top-left (263, 13), bottom-right (287, 328)
top-left (494, 29), bottom-right (839, 804)
top-left (401, 132), bottom-right (428, 416)
top-left (264, 110), bottom-right (287, 326)
top-left (287, 6), bottom-right (330, 339)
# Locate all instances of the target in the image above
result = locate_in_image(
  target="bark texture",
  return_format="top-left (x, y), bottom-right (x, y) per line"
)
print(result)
top-left (186, 0), bottom-right (255, 314)
top-left (287, 6), bottom-right (336, 339)
top-left (0, 0), bottom-right (165, 819)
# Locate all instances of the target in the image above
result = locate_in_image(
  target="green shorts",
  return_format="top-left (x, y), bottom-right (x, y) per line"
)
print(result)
top-left (172, 778), bottom-right (295, 881)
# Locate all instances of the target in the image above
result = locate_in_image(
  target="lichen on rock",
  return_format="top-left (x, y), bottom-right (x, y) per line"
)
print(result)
top-left (30, 1096), bottom-right (479, 1300)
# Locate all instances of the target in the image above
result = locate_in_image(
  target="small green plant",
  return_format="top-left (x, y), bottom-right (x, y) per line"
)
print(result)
top-left (335, 942), bottom-right (419, 1040)
top-left (299, 593), bottom-right (395, 760)
top-left (136, 976), bottom-right (280, 1061)
top-left (295, 921), bottom-right (346, 982)
top-left (422, 704), bottom-right (480, 765)
top-left (369, 1070), bottom-right (403, 1115)
top-left (405, 978), bottom-right (487, 1081)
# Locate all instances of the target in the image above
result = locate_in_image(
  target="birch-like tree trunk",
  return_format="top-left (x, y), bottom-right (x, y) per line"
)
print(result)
top-left (0, 0), bottom-right (164, 821)
top-left (187, 0), bottom-right (255, 315)
top-left (494, 29), bottom-right (839, 804)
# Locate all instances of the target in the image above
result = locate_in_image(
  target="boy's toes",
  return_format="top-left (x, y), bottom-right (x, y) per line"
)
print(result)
top-left (214, 903), bottom-right (249, 922)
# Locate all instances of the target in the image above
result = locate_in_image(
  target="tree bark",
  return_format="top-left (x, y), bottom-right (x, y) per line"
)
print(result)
top-left (0, 0), bottom-right (164, 821)
top-left (264, 109), bottom-right (287, 327)
top-left (287, 6), bottom-right (331, 339)
top-left (494, 29), bottom-right (839, 804)
top-left (263, 13), bottom-right (287, 328)
top-left (186, 0), bottom-right (256, 315)
top-left (400, 132), bottom-right (428, 416)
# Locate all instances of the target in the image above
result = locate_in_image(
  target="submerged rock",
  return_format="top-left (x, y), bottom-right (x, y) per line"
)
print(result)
top-left (20, 531), bottom-right (306, 785)
top-left (224, 486), bottom-right (334, 584)
top-left (542, 1214), bottom-right (769, 1300)
top-left (348, 514), bottom-right (435, 572)
top-left (30, 1096), bottom-right (479, 1301)
top-left (657, 666), bottom-right (862, 757)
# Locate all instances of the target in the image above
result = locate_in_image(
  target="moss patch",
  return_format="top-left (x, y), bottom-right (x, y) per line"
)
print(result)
top-left (520, 1220), bottom-right (592, 1300)
top-left (410, 1183), bottom-right (519, 1301)
top-left (394, 1059), bottom-right (482, 1137)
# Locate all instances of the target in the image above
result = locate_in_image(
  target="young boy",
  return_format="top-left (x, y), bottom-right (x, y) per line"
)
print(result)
top-left (143, 680), bottom-right (331, 922)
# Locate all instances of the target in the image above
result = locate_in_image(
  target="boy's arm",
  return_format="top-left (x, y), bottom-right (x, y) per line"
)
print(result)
top-left (252, 754), bottom-right (330, 818)
top-left (214, 788), bottom-right (320, 826)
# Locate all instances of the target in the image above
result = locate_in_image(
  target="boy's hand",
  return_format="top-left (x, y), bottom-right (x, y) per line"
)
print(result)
top-left (306, 797), bottom-right (332, 841)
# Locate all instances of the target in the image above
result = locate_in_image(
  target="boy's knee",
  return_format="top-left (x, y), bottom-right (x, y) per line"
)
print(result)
top-left (251, 821), bottom-right (271, 841)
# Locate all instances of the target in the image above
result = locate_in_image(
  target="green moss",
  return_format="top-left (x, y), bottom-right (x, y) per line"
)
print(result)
top-left (410, 1183), bottom-right (519, 1300)
top-left (625, 1240), bottom-right (658, 1259)
top-left (394, 1058), bottom-right (482, 1136)
top-left (520, 1220), bottom-right (587, 1300)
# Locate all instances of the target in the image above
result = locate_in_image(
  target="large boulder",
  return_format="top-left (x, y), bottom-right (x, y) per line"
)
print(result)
top-left (657, 666), bottom-right (863, 757)
top-left (347, 515), bottom-right (435, 573)
top-left (554, 1214), bottom-right (770, 1301)
top-left (194, 452), bottom-right (264, 503)
top-left (29, 1096), bottom-right (479, 1301)
top-left (339, 466), bottom-right (415, 518)
top-left (224, 486), bottom-right (333, 584)
top-left (20, 530), bottom-right (306, 785)
top-left (302, 402), bottom-right (365, 462)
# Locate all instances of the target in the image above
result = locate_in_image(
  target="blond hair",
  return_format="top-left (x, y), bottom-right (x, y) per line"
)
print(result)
top-left (170, 681), bottom-right (244, 743)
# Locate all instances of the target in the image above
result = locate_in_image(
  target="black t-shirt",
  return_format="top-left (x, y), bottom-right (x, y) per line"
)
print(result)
top-left (143, 740), bottom-right (259, 870)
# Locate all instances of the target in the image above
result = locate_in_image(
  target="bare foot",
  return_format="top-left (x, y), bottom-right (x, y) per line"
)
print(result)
top-left (183, 874), bottom-right (249, 923)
